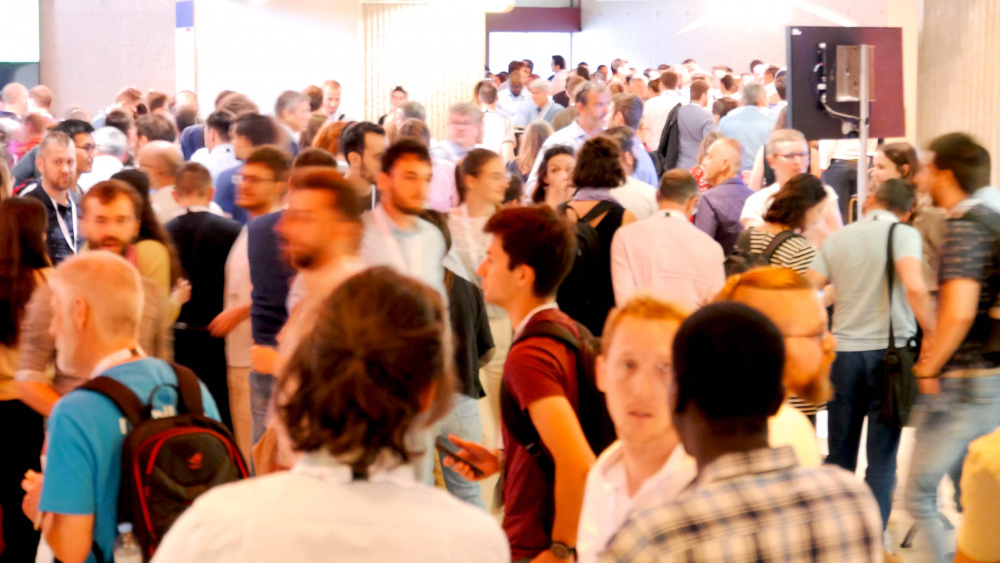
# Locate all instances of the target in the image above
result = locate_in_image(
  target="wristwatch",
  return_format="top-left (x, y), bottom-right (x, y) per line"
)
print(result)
top-left (550, 542), bottom-right (576, 560)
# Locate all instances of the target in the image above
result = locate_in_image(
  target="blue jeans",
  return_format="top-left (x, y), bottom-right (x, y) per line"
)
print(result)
top-left (825, 349), bottom-right (901, 528)
top-left (249, 370), bottom-right (274, 445)
top-left (434, 393), bottom-right (485, 509)
top-left (905, 374), bottom-right (1000, 562)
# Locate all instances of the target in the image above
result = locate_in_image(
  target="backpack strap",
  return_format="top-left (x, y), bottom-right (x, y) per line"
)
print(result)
top-left (80, 377), bottom-right (145, 427)
top-left (577, 200), bottom-right (618, 224)
top-left (170, 362), bottom-right (205, 417)
top-left (759, 230), bottom-right (798, 263)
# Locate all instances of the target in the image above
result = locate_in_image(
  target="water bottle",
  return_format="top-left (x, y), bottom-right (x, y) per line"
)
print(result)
top-left (112, 522), bottom-right (143, 563)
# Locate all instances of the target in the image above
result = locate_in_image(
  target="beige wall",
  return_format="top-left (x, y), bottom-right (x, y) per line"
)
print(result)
top-left (886, 0), bottom-right (921, 144)
top-left (39, 0), bottom-right (176, 118)
top-left (918, 0), bottom-right (1000, 185)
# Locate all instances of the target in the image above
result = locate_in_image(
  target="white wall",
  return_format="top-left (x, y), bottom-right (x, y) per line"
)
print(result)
top-left (193, 0), bottom-right (362, 120)
top-left (40, 0), bottom-right (177, 117)
top-left (568, 0), bottom-right (890, 72)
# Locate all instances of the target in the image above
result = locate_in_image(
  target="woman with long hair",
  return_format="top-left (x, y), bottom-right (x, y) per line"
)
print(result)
top-left (531, 145), bottom-right (576, 207)
top-left (0, 198), bottom-right (50, 562)
top-left (744, 173), bottom-right (828, 274)
top-left (152, 267), bottom-right (509, 562)
top-left (508, 120), bottom-right (553, 183)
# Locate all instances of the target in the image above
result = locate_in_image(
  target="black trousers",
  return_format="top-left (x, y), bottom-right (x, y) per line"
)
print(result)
top-left (173, 329), bottom-right (232, 431)
top-left (0, 400), bottom-right (43, 563)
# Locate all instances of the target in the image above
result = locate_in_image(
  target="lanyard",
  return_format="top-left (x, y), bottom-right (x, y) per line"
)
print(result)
top-left (45, 191), bottom-right (77, 255)
top-left (90, 347), bottom-right (145, 379)
top-left (372, 205), bottom-right (423, 277)
top-left (662, 210), bottom-right (687, 220)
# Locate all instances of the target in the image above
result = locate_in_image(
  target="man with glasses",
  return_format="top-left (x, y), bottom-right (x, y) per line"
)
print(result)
top-left (430, 102), bottom-right (483, 164)
top-left (741, 128), bottom-right (843, 249)
top-left (716, 266), bottom-right (838, 467)
top-left (209, 146), bottom-right (290, 461)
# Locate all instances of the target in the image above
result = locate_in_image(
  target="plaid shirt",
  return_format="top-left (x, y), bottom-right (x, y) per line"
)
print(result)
top-left (600, 446), bottom-right (883, 562)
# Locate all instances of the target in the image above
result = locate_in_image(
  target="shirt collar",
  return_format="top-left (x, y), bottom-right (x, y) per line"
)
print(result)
top-left (696, 446), bottom-right (799, 486)
top-left (595, 441), bottom-right (693, 498)
top-left (292, 450), bottom-right (419, 488)
top-left (864, 209), bottom-right (899, 222)
top-left (514, 301), bottom-right (559, 338)
top-left (374, 203), bottom-right (419, 236)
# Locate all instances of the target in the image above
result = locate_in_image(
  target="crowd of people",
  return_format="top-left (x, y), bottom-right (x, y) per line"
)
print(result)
top-left (0, 54), bottom-right (997, 563)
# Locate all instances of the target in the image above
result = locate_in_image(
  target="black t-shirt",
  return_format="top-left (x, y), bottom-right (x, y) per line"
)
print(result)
top-left (940, 203), bottom-right (1000, 371)
top-left (20, 183), bottom-right (82, 265)
top-left (166, 210), bottom-right (242, 327)
top-left (447, 269), bottom-right (494, 399)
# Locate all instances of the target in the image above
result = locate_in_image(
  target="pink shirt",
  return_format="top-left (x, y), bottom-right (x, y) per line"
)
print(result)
top-left (610, 210), bottom-right (726, 311)
top-left (426, 157), bottom-right (458, 213)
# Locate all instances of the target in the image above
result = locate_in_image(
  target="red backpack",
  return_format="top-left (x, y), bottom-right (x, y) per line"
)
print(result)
top-left (80, 363), bottom-right (248, 562)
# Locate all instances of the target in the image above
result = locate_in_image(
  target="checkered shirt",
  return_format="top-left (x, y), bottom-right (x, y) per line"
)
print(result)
top-left (600, 446), bottom-right (883, 562)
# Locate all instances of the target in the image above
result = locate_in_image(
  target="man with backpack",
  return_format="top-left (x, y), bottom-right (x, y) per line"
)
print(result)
top-left (445, 206), bottom-right (603, 562)
top-left (21, 252), bottom-right (226, 563)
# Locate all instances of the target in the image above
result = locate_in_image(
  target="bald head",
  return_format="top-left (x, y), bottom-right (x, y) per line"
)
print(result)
top-left (1, 82), bottom-right (28, 117)
top-left (703, 138), bottom-right (742, 186)
top-left (138, 140), bottom-right (183, 189)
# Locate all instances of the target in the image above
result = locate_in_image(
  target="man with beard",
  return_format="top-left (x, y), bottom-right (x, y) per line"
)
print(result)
top-left (341, 121), bottom-right (386, 211)
top-left (360, 139), bottom-right (447, 303)
top-left (715, 266), bottom-right (837, 467)
top-left (19, 133), bottom-right (83, 265)
top-left (19, 252), bottom-right (219, 563)
top-left (14, 180), bottom-right (174, 416)
top-left (166, 163), bottom-right (242, 430)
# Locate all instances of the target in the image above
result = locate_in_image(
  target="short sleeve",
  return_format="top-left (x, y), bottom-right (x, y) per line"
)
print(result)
top-left (940, 219), bottom-right (994, 283)
top-left (505, 341), bottom-right (570, 410)
top-left (39, 396), bottom-right (100, 515)
top-left (811, 241), bottom-right (830, 278)
top-left (893, 224), bottom-right (923, 261)
top-left (772, 236), bottom-right (816, 274)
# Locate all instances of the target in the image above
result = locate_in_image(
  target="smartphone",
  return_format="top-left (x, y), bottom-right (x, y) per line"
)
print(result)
top-left (434, 437), bottom-right (484, 477)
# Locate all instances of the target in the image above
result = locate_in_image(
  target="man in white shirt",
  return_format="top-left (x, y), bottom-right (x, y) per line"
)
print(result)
top-left (611, 169), bottom-right (725, 310)
top-left (526, 80), bottom-right (610, 196)
top-left (576, 297), bottom-right (697, 563)
top-left (208, 146), bottom-right (289, 461)
top-left (190, 110), bottom-right (240, 182)
top-left (517, 79), bottom-right (564, 126)
top-left (644, 70), bottom-right (682, 150)
top-left (139, 141), bottom-right (223, 224)
top-left (429, 102), bottom-right (484, 165)
top-left (476, 82), bottom-right (516, 163)
top-left (603, 126), bottom-right (657, 219)
top-left (77, 127), bottom-right (127, 192)
top-left (550, 55), bottom-right (569, 93)
top-left (497, 60), bottom-right (531, 119)
top-left (741, 129), bottom-right (843, 249)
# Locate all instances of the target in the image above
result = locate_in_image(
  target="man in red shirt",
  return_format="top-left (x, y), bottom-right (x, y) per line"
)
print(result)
top-left (446, 205), bottom-right (597, 562)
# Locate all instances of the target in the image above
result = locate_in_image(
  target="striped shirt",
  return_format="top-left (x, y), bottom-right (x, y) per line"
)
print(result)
top-left (601, 446), bottom-right (883, 563)
top-left (747, 228), bottom-right (816, 274)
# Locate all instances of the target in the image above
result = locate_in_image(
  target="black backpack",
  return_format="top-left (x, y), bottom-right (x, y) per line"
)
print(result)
top-left (724, 228), bottom-right (798, 277)
top-left (557, 200), bottom-right (623, 335)
top-left (500, 320), bottom-right (616, 481)
top-left (80, 362), bottom-right (248, 562)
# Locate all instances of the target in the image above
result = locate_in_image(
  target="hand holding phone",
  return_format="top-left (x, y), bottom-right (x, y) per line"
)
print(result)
top-left (436, 435), bottom-right (500, 481)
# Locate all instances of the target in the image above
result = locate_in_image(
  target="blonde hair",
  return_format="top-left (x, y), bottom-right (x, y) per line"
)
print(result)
top-left (601, 295), bottom-right (689, 352)
top-left (515, 120), bottom-right (554, 174)
top-left (51, 252), bottom-right (144, 340)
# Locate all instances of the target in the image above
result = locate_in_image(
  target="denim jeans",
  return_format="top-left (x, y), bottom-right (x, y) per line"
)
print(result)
top-left (905, 373), bottom-right (1000, 562)
top-left (434, 393), bottom-right (485, 509)
top-left (249, 370), bottom-right (275, 445)
top-left (825, 349), bottom-right (901, 528)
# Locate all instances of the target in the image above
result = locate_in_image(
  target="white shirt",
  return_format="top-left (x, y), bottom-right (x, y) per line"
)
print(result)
top-left (610, 210), bottom-right (726, 311)
top-left (740, 182), bottom-right (843, 249)
top-left (577, 442), bottom-right (697, 563)
top-left (644, 90), bottom-right (683, 148)
top-left (150, 185), bottom-right (226, 225)
top-left (223, 227), bottom-right (252, 368)
top-left (551, 69), bottom-right (568, 93)
top-left (191, 143), bottom-right (241, 182)
top-left (481, 110), bottom-right (515, 155)
top-left (77, 155), bottom-right (124, 192)
top-left (768, 401), bottom-right (821, 467)
top-left (609, 176), bottom-right (658, 220)
top-left (151, 451), bottom-right (510, 563)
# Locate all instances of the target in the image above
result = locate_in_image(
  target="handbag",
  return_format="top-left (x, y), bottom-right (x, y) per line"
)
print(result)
top-left (877, 222), bottom-right (921, 428)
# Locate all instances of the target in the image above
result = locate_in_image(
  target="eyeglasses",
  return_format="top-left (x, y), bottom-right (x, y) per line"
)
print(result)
top-left (777, 152), bottom-right (810, 161)
top-left (76, 144), bottom-right (97, 153)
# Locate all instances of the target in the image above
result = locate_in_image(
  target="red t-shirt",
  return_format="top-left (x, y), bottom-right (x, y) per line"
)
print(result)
top-left (501, 308), bottom-right (581, 560)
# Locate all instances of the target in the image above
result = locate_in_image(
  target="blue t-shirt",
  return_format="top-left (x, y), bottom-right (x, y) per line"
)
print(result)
top-left (39, 358), bottom-right (220, 563)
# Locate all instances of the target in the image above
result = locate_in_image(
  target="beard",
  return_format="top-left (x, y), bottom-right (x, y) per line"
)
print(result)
top-left (93, 237), bottom-right (129, 256)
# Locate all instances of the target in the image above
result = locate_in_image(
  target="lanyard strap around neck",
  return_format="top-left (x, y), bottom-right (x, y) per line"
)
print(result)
top-left (90, 347), bottom-right (145, 379)
top-left (885, 222), bottom-right (899, 349)
top-left (372, 206), bottom-right (422, 277)
top-left (46, 190), bottom-right (77, 255)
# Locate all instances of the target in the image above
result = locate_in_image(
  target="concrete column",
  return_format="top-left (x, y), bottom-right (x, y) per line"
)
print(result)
top-left (362, 2), bottom-right (485, 139)
top-left (918, 0), bottom-right (1000, 185)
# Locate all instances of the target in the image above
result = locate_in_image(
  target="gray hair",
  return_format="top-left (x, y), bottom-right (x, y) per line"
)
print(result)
top-left (399, 101), bottom-right (427, 122)
top-left (448, 102), bottom-right (483, 124)
top-left (527, 79), bottom-right (552, 95)
top-left (93, 127), bottom-right (129, 158)
top-left (765, 128), bottom-right (807, 156)
top-left (274, 90), bottom-right (309, 116)
top-left (742, 82), bottom-right (767, 106)
top-left (575, 80), bottom-right (609, 105)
